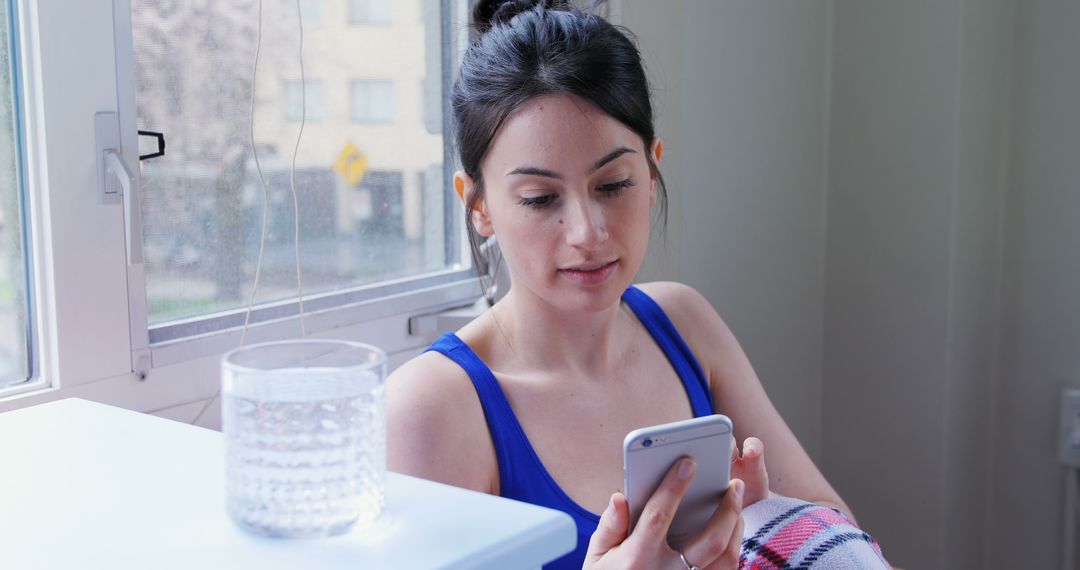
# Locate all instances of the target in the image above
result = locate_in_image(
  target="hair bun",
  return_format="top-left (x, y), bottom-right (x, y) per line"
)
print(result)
top-left (472, 0), bottom-right (572, 32)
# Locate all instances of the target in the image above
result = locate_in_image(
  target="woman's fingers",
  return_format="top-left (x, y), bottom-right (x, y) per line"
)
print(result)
top-left (584, 493), bottom-right (630, 562)
top-left (731, 437), bottom-right (769, 507)
top-left (680, 478), bottom-right (745, 569)
top-left (718, 511), bottom-right (745, 569)
top-left (628, 457), bottom-right (697, 546)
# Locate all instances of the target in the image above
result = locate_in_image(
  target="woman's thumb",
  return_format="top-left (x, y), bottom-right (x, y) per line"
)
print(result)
top-left (584, 493), bottom-right (629, 562)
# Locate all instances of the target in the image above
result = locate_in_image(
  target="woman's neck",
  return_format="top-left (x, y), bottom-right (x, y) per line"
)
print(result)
top-left (486, 286), bottom-right (638, 381)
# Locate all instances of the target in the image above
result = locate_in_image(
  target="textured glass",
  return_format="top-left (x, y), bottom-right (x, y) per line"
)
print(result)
top-left (132, 0), bottom-right (460, 324)
top-left (222, 339), bottom-right (386, 538)
top-left (0, 0), bottom-right (31, 388)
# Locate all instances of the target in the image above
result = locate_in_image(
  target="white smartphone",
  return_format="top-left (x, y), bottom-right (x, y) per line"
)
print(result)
top-left (623, 414), bottom-right (734, 550)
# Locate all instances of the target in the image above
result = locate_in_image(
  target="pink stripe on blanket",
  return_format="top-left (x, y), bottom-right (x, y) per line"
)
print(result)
top-left (757, 509), bottom-right (850, 562)
top-left (739, 497), bottom-right (890, 570)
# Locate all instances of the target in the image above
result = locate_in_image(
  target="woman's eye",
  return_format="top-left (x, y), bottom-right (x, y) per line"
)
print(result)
top-left (599, 177), bottom-right (634, 194)
top-left (520, 194), bottom-right (556, 209)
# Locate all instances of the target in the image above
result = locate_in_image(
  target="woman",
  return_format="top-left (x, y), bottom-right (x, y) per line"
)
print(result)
top-left (388, 1), bottom-right (867, 568)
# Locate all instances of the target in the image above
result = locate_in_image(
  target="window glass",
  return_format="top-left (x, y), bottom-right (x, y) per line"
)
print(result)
top-left (0, 0), bottom-right (31, 387)
top-left (132, 0), bottom-right (461, 325)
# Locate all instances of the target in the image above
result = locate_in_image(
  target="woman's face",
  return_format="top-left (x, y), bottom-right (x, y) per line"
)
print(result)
top-left (462, 93), bottom-right (659, 313)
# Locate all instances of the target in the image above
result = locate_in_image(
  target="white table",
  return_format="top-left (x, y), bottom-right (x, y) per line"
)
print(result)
top-left (0, 398), bottom-right (576, 569)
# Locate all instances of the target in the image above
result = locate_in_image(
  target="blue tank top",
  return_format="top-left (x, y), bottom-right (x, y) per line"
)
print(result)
top-left (424, 286), bottom-right (714, 569)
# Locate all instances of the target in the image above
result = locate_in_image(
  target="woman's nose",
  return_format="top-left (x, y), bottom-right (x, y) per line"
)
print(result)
top-left (564, 198), bottom-right (609, 248)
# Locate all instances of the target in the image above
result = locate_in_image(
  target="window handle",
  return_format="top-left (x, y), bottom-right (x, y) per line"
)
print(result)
top-left (95, 112), bottom-right (143, 267)
top-left (104, 150), bottom-right (142, 266)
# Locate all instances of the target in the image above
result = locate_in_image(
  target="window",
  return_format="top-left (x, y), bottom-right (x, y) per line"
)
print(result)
top-left (0, 0), bottom-right (31, 389)
top-left (348, 0), bottom-right (393, 25)
top-left (0, 0), bottom-right (476, 410)
top-left (285, 80), bottom-right (325, 122)
top-left (297, 0), bottom-right (324, 28)
top-left (127, 0), bottom-right (475, 362)
top-left (350, 79), bottom-right (395, 123)
top-left (133, 0), bottom-right (467, 340)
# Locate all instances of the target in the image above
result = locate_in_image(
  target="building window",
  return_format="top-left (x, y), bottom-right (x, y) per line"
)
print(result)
top-left (298, 0), bottom-right (324, 28)
top-left (350, 79), bottom-right (395, 123)
top-left (285, 81), bottom-right (325, 122)
top-left (348, 0), bottom-right (392, 25)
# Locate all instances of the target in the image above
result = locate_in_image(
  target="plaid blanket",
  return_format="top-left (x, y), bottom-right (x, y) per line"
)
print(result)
top-left (739, 496), bottom-right (890, 569)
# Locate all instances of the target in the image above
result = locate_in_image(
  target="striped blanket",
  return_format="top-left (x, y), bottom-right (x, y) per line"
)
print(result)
top-left (739, 496), bottom-right (890, 569)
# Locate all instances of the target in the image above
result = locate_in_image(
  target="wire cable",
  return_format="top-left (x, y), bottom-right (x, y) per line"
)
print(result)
top-left (193, 0), bottom-right (307, 425)
top-left (289, 0), bottom-right (307, 337)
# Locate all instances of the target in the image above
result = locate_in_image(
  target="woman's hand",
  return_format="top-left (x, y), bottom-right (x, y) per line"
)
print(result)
top-left (583, 458), bottom-right (746, 569)
top-left (731, 437), bottom-right (770, 508)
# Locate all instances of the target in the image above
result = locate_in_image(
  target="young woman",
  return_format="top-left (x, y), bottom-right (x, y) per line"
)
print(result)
top-left (388, 1), bottom-right (862, 568)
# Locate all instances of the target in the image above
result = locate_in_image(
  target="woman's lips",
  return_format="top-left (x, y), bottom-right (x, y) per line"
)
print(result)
top-left (558, 260), bottom-right (618, 285)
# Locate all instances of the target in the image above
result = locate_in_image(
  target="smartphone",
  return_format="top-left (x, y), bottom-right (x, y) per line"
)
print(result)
top-left (623, 414), bottom-right (734, 550)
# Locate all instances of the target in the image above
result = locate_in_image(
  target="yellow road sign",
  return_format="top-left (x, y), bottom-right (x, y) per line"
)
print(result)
top-left (334, 142), bottom-right (368, 187)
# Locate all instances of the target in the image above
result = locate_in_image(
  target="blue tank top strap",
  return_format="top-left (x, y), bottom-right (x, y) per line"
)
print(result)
top-left (621, 285), bottom-right (715, 417)
top-left (425, 333), bottom-right (599, 569)
top-left (424, 333), bottom-right (520, 489)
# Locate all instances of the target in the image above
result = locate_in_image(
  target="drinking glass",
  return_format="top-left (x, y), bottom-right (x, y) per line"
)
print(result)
top-left (221, 339), bottom-right (386, 538)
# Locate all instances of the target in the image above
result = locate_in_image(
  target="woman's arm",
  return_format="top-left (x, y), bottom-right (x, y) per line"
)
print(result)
top-left (637, 282), bottom-right (856, 522)
top-left (386, 352), bottom-right (499, 495)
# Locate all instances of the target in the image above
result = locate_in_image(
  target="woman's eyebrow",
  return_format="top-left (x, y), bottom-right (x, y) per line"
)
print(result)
top-left (505, 146), bottom-right (637, 179)
top-left (591, 146), bottom-right (636, 172)
top-left (506, 166), bottom-right (562, 179)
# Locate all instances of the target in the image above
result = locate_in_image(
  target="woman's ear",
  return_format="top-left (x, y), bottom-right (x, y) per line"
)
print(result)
top-left (454, 170), bottom-right (494, 237)
top-left (648, 138), bottom-right (663, 207)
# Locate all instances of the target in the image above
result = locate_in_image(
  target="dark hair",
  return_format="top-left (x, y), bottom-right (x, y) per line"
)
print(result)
top-left (454, 0), bottom-right (666, 300)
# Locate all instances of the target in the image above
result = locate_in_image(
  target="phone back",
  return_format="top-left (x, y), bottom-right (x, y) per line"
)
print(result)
top-left (623, 415), bottom-right (734, 550)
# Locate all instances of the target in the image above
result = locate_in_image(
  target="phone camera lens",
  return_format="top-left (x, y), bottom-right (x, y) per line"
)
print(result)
top-left (642, 438), bottom-right (653, 448)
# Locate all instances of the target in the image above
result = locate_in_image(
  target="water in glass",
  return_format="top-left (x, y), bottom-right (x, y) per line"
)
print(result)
top-left (222, 341), bottom-right (385, 538)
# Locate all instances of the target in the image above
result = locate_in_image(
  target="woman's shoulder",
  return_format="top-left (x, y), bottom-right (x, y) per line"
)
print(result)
top-left (387, 348), bottom-right (479, 415)
top-left (632, 281), bottom-right (739, 378)
top-left (633, 281), bottom-right (721, 330)
top-left (386, 343), bottom-right (498, 493)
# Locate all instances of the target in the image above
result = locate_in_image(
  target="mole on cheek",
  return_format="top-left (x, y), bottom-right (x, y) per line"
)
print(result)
top-left (558, 219), bottom-right (564, 224)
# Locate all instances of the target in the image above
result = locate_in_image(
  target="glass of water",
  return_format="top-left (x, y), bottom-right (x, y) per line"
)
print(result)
top-left (222, 339), bottom-right (386, 538)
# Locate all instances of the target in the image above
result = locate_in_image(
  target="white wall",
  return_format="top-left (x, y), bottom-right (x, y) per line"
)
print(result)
top-left (823, 1), bottom-right (1011, 567)
top-left (627, 0), bottom-right (833, 464)
top-left (990, 1), bottom-right (1080, 568)
top-left (628, 1), bottom-right (1079, 568)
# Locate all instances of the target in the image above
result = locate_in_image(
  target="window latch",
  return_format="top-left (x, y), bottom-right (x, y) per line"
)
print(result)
top-left (94, 112), bottom-right (144, 267)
